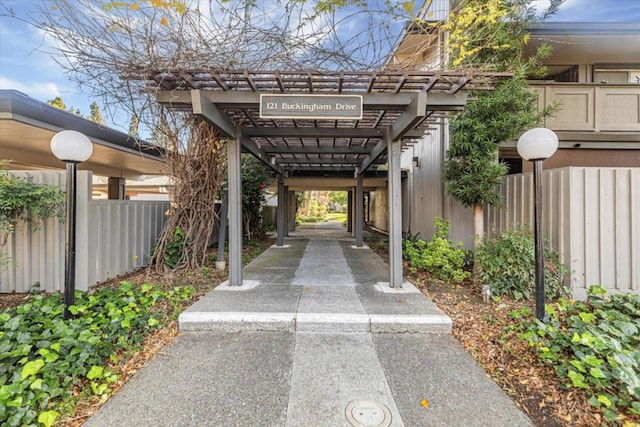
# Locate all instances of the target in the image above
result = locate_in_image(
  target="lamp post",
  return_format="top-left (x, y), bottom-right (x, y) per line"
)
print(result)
top-left (50, 130), bottom-right (93, 320)
top-left (516, 127), bottom-right (558, 321)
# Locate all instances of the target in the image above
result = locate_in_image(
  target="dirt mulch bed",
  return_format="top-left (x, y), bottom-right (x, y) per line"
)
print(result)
top-left (412, 277), bottom-right (600, 426)
top-left (0, 292), bottom-right (34, 311)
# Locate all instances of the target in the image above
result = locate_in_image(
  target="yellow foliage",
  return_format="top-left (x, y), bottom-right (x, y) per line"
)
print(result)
top-left (102, 0), bottom-right (186, 15)
top-left (440, 0), bottom-right (514, 69)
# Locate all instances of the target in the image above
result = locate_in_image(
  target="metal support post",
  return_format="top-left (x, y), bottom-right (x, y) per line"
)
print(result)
top-left (288, 191), bottom-right (297, 233)
top-left (283, 185), bottom-right (290, 237)
top-left (228, 134), bottom-right (243, 286)
top-left (353, 189), bottom-right (358, 237)
top-left (388, 132), bottom-right (403, 288)
top-left (347, 190), bottom-right (353, 232)
top-left (217, 188), bottom-right (228, 263)
top-left (277, 175), bottom-right (285, 246)
top-left (355, 172), bottom-right (364, 247)
top-left (533, 160), bottom-right (545, 320)
top-left (63, 162), bottom-right (78, 319)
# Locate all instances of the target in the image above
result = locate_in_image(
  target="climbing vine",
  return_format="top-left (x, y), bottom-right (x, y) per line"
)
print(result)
top-left (149, 113), bottom-right (227, 271)
top-left (0, 163), bottom-right (65, 265)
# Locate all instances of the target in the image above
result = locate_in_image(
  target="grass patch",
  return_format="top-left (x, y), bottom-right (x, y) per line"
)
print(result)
top-left (325, 212), bottom-right (347, 222)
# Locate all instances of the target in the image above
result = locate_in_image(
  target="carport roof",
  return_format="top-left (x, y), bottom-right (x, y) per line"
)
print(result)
top-left (137, 69), bottom-right (507, 176)
top-left (0, 90), bottom-right (165, 178)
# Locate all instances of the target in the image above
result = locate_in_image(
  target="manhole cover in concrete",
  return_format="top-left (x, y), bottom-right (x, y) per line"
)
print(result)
top-left (345, 399), bottom-right (392, 427)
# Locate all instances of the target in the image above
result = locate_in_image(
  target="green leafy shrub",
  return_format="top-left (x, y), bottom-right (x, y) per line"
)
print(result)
top-left (0, 166), bottom-right (64, 233)
top-left (402, 217), bottom-right (469, 283)
top-left (519, 286), bottom-right (640, 423)
top-left (475, 228), bottom-right (568, 300)
top-left (0, 282), bottom-right (193, 426)
top-left (163, 226), bottom-right (187, 269)
top-left (241, 155), bottom-right (271, 240)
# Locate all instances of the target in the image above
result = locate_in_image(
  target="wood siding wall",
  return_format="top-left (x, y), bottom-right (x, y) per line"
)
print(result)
top-left (401, 124), bottom-right (475, 248)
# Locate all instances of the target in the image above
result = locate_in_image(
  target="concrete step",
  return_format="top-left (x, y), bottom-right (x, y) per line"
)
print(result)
top-left (178, 311), bottom-right (452, 333)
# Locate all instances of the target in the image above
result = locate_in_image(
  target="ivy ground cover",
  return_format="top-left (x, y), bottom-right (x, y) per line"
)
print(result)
top-left (518, 286), bottom-right (640, 423)
top-left (0, 283), bottom-right (193, 426)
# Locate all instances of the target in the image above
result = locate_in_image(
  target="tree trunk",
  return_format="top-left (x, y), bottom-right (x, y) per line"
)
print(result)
top-left (473, 203), bottom-right (484, 280)
top-left (473, 203), bottom-right (484, 248)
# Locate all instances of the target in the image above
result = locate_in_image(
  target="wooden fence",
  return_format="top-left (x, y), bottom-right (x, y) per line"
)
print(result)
top-left (485, 167), bottom-right (639, 299)
top-left (1, 171), bottom-right (169, 293)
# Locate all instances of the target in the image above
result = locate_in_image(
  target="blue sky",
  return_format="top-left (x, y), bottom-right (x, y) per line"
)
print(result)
top-left (1, 0), bottom-right (639, 131)
top-left (536, 0), bottom-right (640, 21)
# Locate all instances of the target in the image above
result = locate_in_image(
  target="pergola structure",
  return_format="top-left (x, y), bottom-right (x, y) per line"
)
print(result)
top-left (139, 70), bottom-right (504, 287)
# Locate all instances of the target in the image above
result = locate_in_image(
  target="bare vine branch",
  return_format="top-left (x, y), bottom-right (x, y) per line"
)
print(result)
top-left (149, 113), bottom-right (226, 271)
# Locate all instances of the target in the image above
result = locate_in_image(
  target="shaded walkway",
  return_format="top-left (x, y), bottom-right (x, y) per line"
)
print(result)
top-left (287, 220), bottom-right (353, 240)
top-left (85, 223), bottom-right (531, 427)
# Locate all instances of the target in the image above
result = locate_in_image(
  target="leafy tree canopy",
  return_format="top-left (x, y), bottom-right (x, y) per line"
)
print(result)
top-left (443, 0), bottom-right (560, 209)
top-left (89, 101), bottom-right (104, 124)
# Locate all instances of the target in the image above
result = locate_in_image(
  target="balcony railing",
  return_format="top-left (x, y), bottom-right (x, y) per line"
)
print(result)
top-left (530, 83), bottom-right (640, 133)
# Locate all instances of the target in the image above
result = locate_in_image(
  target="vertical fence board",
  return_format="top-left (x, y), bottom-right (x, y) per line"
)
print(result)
top-left (137, 204), bottom-right (146, 269)
top-left (631, 169), bottom-right (640, 291)
top-left (88, 202), bottom-right (99, 287)
top-left (75, 172), bottom-right (93, 291)
top-left (614, 169), bottom-right (631, 290)
top-left (583, 169), bottom-right (600, 288)
top-left (571, 168), bottom-right (587, 299)
top-left (599, 170), bottom-right (616, 286)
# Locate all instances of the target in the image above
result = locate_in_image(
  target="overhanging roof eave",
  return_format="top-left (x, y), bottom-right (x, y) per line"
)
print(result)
top-left (0, 90), bottom-right (165, 160)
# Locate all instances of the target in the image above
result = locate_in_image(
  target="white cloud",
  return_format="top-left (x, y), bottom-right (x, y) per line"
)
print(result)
top-left (0, 75), bottom-right (62, 99)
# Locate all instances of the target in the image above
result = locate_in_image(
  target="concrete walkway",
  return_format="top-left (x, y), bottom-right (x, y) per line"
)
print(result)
top-left (84, 222), bottom-right (531, 427)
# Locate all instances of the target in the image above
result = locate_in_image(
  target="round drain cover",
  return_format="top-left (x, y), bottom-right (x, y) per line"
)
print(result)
top-left (345, 399), bottom-right (392, 427)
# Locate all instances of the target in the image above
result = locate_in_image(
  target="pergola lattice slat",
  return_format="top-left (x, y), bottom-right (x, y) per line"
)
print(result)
top-left (143, 69), bottom-right (507, 175)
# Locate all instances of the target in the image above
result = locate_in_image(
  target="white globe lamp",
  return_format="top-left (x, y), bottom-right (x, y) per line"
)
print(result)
top-left (516, 127), bottom-right (559, 321)
top-left (50, 130), bottom-right (93, 163)
top-left (516, 127), bottom-right (558, 161)
top-left (50, 130), bottom-right (93, 319)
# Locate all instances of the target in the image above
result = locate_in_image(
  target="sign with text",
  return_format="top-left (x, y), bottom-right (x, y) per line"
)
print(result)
top-left (260, 94), bottom-right (363, 120)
